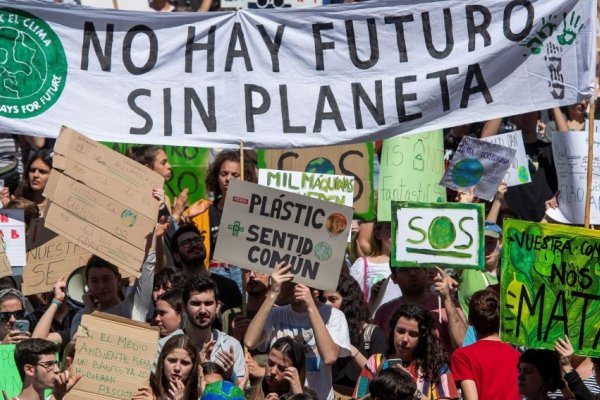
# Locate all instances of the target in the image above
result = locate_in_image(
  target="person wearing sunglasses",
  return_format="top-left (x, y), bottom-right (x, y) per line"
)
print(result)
top-left (14, 338), bottom-right (80, 400)
top-left (0, 288), bottom-right (32, 344)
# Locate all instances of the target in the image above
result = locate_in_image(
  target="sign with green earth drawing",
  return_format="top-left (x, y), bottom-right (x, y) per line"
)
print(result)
top-left (501, 219), bottom-right (600, 357)
top-left (391, 201), bottom-right (484, 270)
top-left (0, 8), bottom-right (67, 118)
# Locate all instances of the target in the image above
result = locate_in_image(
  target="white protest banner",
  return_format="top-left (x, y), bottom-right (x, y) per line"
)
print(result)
top-left (213, 180), bottom-right (353, 291)
top-left (0, 209), bottom-right (26, 267)
top-left (440, 136), bottom-right (516, 201)
top-left (547, 131), bottom-right (600, 225)
top-left (258, 169), bottom-right (354, 207)
top-left (69, 312), bottom-right (159, 400)
top-left (481, 130), bottom-right (531, 186)
top-left (0, 1), bottom-right (594, 148)
top-left (378, 130), bottom-right (446, 222)
top-left (391, 201), bottom-right (484, 270)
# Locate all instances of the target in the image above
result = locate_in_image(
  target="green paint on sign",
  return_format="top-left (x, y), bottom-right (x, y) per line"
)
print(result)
top-left (228, 221), bottom-right (244, 237)
top-left (427, 216), bottom-right (456, 249)
top-left (518, 165), bottom-right (530, 183)
top-left (0, 8), bottom-right (67, 118)
top-left (314, 241), bottom-right (332, 261)
top-left (501, 219), bottom-right (600, 357)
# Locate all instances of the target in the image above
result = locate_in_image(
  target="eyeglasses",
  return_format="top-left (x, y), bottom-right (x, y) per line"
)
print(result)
top-left (179, 237), bottom-right (203, 249)
top-left (0, 310), bottom-right (25, 323)
top-left (243, 270), bottom-right (267, 277)
top-left (35, 360), bottom-right (58, 371)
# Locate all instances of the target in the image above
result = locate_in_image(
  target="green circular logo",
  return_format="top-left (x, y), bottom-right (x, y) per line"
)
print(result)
top-left (314, 241), bottom-right (332, 261)
top-left (0, 8), bottom-right (67, 118)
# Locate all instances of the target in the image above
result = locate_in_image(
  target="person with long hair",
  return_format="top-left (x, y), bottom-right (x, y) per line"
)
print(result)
top-left (323, 274), bottom-right (385, 396)
top-left (246, 336), bottom-right (307, 400)
top-left (349, 222), bottom-right (401, 314)
top-left (517, 349), bottom-right (566, 400)
top-left (134, 334), bottom-right (200, 400)
top-left (184, 150), bottom-right (257, 287)
top-left (353, 304), bottom-right (459, 399)
top-left (15, 149), bottom-right (52, 216)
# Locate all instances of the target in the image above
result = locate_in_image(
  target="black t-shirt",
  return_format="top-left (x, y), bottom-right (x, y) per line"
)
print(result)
top-left (505, 140), bottom-right (557, 222)
top-left (208, 203), bottom-right (222, 260)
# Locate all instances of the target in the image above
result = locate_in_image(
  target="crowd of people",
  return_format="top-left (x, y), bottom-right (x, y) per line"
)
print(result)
top-left (1, 1), bottom-right (600, 400)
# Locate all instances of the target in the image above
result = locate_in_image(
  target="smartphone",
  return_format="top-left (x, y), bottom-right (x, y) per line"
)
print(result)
top-left (14, 319), bottom-right (30, 332)
top-left (385, 358), bottom-right (403, 369)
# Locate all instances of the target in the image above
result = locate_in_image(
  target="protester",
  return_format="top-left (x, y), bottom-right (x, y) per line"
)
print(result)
top-left (201, 361), bottom-right (228, 390)
top-left (353, 304), bottom-right (458, 399)
top-left (0, 288), bottom-right (31, 344)
top-left (368, 368), bottom-right (427, 400)
top-left (31, 278), bottom-right (79, 352)
top-left (373, 267), bottom-right (466, 353)
top-left (170, 224), bottom-right (241, 312)
top-left (14, 150), bottom-right (52, 217)
top-left (246, 336), bottom-right (307, 400)
top-left (244, 262), bottom-right (352, 400)
top-left (148, 268), bottom-right (186, 321)
top-left (185, 150), bottom-right (257, 285)
top-left (69, 215), bottom-right (167, 338)
top-left (450, 289), bottom-right (521, 400)
top-left (182, 274), bottom-right (246, 388)
top-left (555, 336), bottom-right (600, 400)
top-left (348, 221), bottom-right (401, 313)
top-left (517, 349), bottom-right (566, 400)
top-left (323, 273), bottom-right (385, 396)
top-left (14, 338), bottom-right (80, 400)
top-left (134, 334), bottom-right (200, 400)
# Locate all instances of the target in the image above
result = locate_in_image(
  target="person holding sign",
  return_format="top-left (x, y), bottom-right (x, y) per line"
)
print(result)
top-left (554, 336), bottom-right (600, 400)
top-left (517, 349), bottom-right (565, 400)
top-left (14, 150), bottom-right (52, 217)
top-left (13, 338), bottom-right (80, 400)
top-left (69, 212), bottom-right (168, 339)
top-left (244, 262), bottom-right (351, 400)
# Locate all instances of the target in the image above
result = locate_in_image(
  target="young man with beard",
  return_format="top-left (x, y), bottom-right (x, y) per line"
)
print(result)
top-left (244, 263), bottom-right (352, 400)
top-left (171, 225), bottom-right (241, 313)
top-left (373, 266), bottom-right (466, 354)
top-left (14, 338), bottom-right (80, 400)
top-left (183, 274), bottom-right (246, 388)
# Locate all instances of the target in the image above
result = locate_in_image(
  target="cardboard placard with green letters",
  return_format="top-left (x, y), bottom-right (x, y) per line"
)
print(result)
top-left (501, 219), bottom-right (600, 356)
top-left (213, 180), bottom-right (353, 291)
top-left (257, 143), bottom-right (374, 220)
top-left (391, 202), bottom-right (484, 270)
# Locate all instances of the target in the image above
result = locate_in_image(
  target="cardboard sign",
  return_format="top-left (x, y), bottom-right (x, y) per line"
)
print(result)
top-left (378, 130), bottom-right (446, 221)
top-left (501, 219), bottom-right (600, 356)
top-left (68, 312), bottom-right (159, 400)
top-left (104, 143), bottom-right (211, 208)
top-left (213, 180), bottom-right (353, 291)
top-left (258, 143), bottom-right (374, 220)
top-left (258, 169), bottom-right (354, 207)
top-left (22, 218), bottom-right (91, 295)
top-left (547, 131), bottom-right (600, 225)
top-left (44, 127), bottom-right (162, 277)
top-left (481, 130), bottom-right (531, 186)
top-left (0, 344), bottom-right (21, 398)
top-left (0, 209), bottom-right (26, 267)
top-left (391, 202), bottom-right (484, 270)
top-left (440, 136), bottom-right (516, 201)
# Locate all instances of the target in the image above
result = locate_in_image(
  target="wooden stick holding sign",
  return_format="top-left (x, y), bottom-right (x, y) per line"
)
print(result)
top-left (585, 99), bottom-right (596, 229)
top-left (239, 141), bottom-right (246, 317)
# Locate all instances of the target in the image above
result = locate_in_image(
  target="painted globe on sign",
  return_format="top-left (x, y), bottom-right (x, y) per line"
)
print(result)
top-left (451, 158), bottom-right (484, 187)
top-left (200, 380), bottom-right (244, 400)
top-left (427, 216), bottom-right (456, 249)
top-left (305, 157), bottom-right (336, 174)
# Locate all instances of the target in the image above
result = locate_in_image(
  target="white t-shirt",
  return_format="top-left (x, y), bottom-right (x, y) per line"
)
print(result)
top-left (349, 257), bottom-right (402, 306)
top-left (262, 304), bottom-right (351, 400)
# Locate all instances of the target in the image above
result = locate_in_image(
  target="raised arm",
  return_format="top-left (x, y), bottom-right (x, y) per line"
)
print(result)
top-left (32, 278), bottom-right (66, 344)
top-left (552, 107), bottom-right (569, 132)
top-left (244, 263), bottom-right (294, 349)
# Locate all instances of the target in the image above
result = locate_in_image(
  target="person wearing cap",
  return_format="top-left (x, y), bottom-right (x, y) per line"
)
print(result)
top-left (457, 222), bottom-right (502, 321)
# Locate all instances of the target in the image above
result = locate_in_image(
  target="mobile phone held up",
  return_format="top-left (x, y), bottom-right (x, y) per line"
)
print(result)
top-left (14, 319), bottom-right (30, 332)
